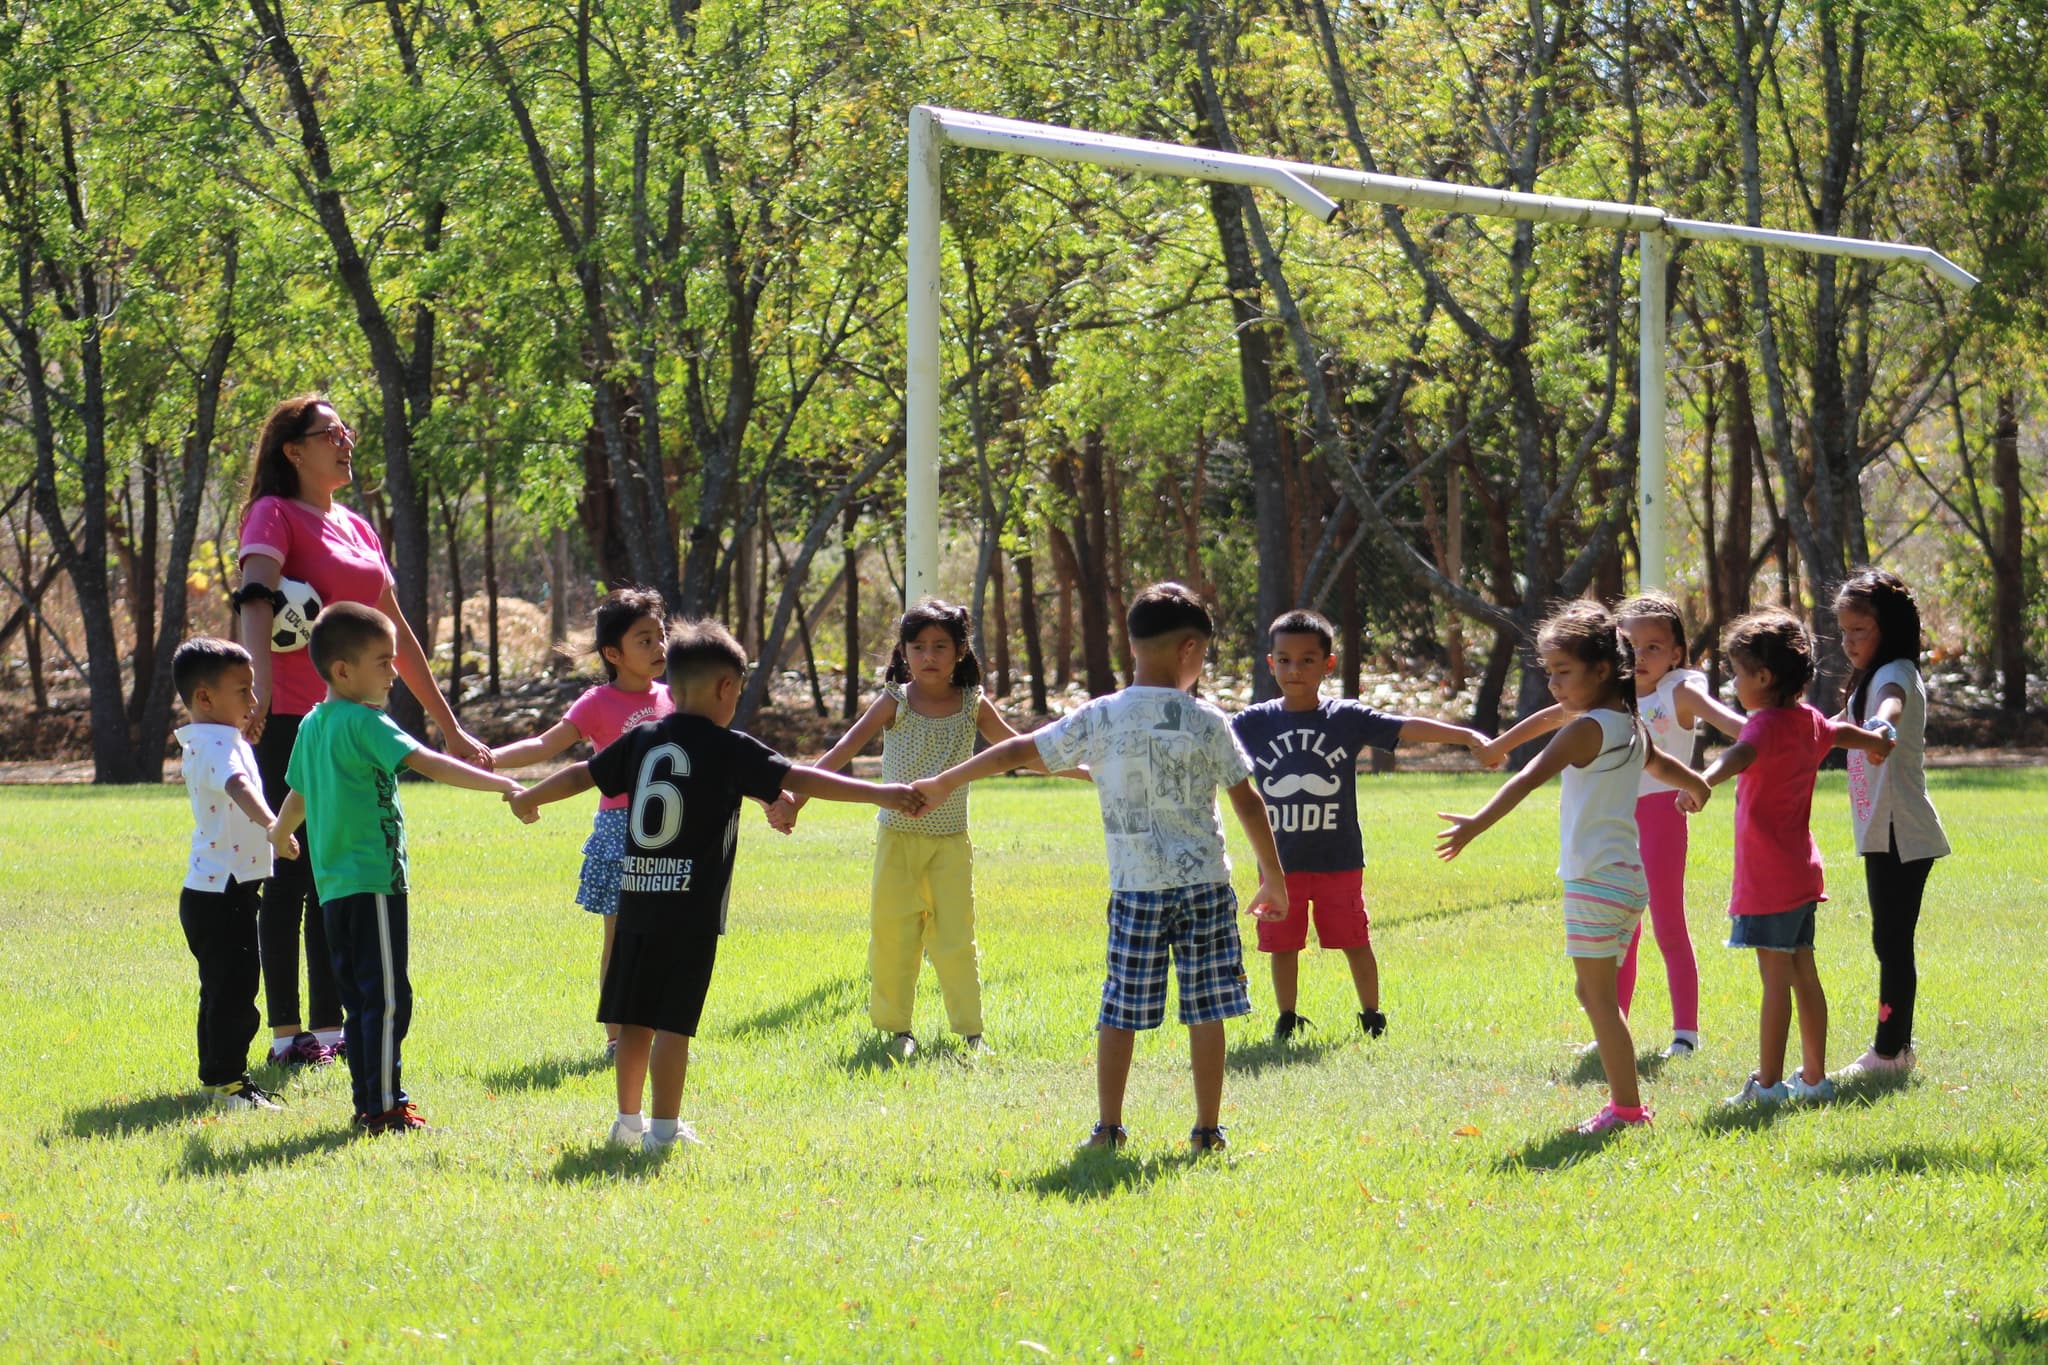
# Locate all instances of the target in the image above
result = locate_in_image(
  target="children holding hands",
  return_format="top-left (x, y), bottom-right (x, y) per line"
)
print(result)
top-left (508, 620), bottom-right (923, 1153)
top-left (1233, 610), bottom-right (1490, 1043)
top-left (912, 583), bottom-right (1285, 1156)
top-left (1437, 601), bottom-right (1710, 1135)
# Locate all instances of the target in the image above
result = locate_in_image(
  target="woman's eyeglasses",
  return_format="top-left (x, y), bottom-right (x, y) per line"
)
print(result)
top-left (302, 423), bottom-right (355, 448)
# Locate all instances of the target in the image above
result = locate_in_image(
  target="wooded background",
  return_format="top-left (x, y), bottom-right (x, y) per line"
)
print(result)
top-left (3, 0), bottom-right (2042, 783)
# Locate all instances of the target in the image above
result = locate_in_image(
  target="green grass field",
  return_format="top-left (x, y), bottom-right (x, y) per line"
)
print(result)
top-left (3, 769), bottom-right (2045, 1360)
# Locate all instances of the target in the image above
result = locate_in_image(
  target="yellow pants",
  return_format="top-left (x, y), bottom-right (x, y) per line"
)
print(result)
top-left (869, 826), bottom-right (982, 1036)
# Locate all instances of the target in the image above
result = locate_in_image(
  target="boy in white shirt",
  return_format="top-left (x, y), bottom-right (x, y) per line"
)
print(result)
top-left (915, 583), bottom-right (1286, 1155)
top-left (172, 638), bottom-right (298, 1109)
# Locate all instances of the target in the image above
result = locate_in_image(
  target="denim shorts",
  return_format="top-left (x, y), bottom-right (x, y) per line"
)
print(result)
top-left (1727, 902), bottom-right (1817, 953)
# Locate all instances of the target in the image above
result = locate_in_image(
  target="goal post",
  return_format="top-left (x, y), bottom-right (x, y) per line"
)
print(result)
top-left (903, 105), bottom-right (1977, 603)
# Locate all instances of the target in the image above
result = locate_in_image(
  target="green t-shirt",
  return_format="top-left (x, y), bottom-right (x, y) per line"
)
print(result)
top-left (285, 699), bottom-right (422, 901)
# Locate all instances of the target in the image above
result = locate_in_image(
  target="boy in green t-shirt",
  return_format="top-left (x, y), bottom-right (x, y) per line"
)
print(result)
top-left (270, 602), bottom-right (523, 1133)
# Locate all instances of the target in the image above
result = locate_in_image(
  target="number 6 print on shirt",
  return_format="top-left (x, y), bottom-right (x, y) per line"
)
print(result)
top-left (630, 742), bottom-right (689, 846)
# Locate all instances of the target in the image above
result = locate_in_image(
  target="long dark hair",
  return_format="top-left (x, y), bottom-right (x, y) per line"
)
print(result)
top-left (590, 586), bottom-right (668, 682)
top-left (1536, 598), bottom-right (1638, 717)
top-left (1835, 568), bottom-right (1922, 721)
top-left (241, 392), bottom-right (331, 516)
top-left (885, 598), bottom-right (981, 688)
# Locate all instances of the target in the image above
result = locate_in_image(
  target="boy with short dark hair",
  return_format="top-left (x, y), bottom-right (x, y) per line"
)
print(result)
top-left (510, 619), bottom-right (924, 1152)
top-left (268, 602), bottom-right (524, 1133)
top-left (914, 582), bottom-right (1287, 1155)
top-left (1233, 609), bottom-right (1490, 1042)
top-left (173, 636), bottom-right (296, 1110)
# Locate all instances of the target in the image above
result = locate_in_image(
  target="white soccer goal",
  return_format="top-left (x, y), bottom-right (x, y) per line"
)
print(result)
top-left (902, 106), bottom-right (1976, 601)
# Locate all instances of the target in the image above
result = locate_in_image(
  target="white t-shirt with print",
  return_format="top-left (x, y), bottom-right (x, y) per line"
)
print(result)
top-left (1033, 686), bottom-right (1254, 892)
top-left (1637, 667), bottom-right (1704, 798)
top-left (177, 722), bottom-right (275, 892)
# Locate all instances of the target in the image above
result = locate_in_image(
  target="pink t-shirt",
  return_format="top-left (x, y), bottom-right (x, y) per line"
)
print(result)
top-left (1729, 702), bottom-right (1842, 917)
top-left (565, 682), bottom-right (674, 810)
top-left (238, 496), bottom-right (395, 717)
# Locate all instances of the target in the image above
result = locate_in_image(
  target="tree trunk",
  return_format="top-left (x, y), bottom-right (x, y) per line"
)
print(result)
top-left (484, 468), bottom-right (501, 696)
top-left (843, 501), bottom-right (861, 720)
top-left (548, 524), bottom-right (572, 662)
top-left (1054, 540), bottom-right (1074, 690)
top-left (1993, 387), bottom-right (2027, 714)
top-left (440, 490), bottom-right (464, 718)
top-left (989, 549), bottom-right (1011, 698)
top-left (1015, 550), bottom-right (1047, 714)
top-left (1050, 451), bottom-right (1115, 696)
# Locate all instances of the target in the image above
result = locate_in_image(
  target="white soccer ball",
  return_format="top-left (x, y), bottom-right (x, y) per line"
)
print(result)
top-left (269, 577), bottom-right (323, 653)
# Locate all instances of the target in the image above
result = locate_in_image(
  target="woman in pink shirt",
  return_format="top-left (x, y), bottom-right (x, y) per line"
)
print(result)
top-left (234, 393), bottom-right (492, 1067)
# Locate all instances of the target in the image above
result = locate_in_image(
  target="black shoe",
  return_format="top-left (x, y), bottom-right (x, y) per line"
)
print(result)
top-left (1189, 1125), bottom-right (1228, 1155)
top-left (1359, 1009), bottom-right (1387, 1039)
top-left (1273, 1010), bottom-right (1312, 1043)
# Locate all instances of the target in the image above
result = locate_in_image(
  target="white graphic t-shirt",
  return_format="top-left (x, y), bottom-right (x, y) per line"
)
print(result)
top-left (1637, 667), bottom-right (1705, 798)
top-left (177, 722), bottom-right (275, 892)
top-left (1033, 686), bottom-right (1254, 892)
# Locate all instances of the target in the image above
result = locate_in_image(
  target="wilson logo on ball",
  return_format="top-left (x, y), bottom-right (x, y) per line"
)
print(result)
top-left (269, 578), bottom-right (324, 653)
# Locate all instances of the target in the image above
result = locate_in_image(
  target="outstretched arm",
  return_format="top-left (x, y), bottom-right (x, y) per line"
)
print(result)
top-left (1833, 723), bottom-right (1896, 765)
top-left (978, 699), bottom-right (1088, 780)
top-left (1679, 740), bottom-right (1756, 811)
top-left (1475, 704), bottom-right (1570, 769)
top-left (1437, 717), bottom-right (1599, 859)
top-left (1224, 779), bottom-right (1288, 922)
top-left (405, 748), bottom-right (523, 795)
top-left (912, 732), bottom-right (1048, 810)
top-left (1674, 679), bottom-right (1748, 741)
top-left (1398, 715), bottom-right (1492, 756)
top-left (508, 761), bottom-right (595, 823)
top-left (491, 720), bottom-right (583, 770)
top-left (1645, 743), bottom-right (1711, 811)
top-left (775, 693), bottom-right (897, 829)
top-left (784, 765), bottom-right (922, 814)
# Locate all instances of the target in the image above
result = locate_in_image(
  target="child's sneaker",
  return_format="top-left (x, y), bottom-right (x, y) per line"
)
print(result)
top-left (1188, 1125), bottom-right (1229, 1156)
top-left (885, 1032), bottom-right (918, 1061)
top-left (1358, 1009), bottom-right (1387, 1039)
top-left (641, 1122), bottom-right (702, 1153)
top-left (208, 1078), bottom-right (284, 1111)
top-left (1786, 1073), bottom-right (1838, 1103)
top-left (1575, 1103), bottom-right (1652, 1135)
top-left (1832, 1047), bottom-right (1915, 1079)
top-left (1272, 1011), bottom-right (1312, 1043)
top-left (608, 1116), bottom-right (646, 1148)
top-left (270, 1033), bottom-right (333, 1068)
top-left (1078, 1121), bottom-right (1127, 1151)
top-left (1723, 1075), bottom-right (1792, 1106)
top-left (963, 1034), bottom-right (991, 1056)
top-left (360, 1102), bottom-right (427, 1135)
top-left (1660, 1036), bottom-right (1698, 1059)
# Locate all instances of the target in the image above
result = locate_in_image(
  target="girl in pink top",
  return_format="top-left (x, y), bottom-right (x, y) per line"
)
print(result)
top-left (491, 588), bottom-right (673, 1056)
top-left (1679, 610), bottom-right (1893, 1106)
top-left (235, 394), bottom-right (492, 1067)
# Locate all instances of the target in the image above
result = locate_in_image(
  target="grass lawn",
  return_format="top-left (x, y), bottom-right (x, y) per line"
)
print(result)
top-left (2, 767), bottom-right (2045, 1360)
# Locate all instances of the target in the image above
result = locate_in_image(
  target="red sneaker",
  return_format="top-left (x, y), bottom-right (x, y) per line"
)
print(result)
top-left (359, 1102), bottom-right (427, 1135)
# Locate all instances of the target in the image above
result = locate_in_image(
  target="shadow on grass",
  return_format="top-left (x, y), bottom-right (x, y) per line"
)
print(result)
top-left (477, 1052), bottom-right (612, 1094)
top-left (1023, 1147), bottom-right (1199, 1201)
top-left (1560, 1047), bottom-right (1672, 1087)
top-left (178, 1125), bottom-right (356, 1175)
top-left (1977, 1303), bottom-right (2048, 1352)
top-left (548, 1141), bottom-right (673, 1183)
top-left (1227, 1037), bottom-right (1339, 1075)
top-left (1699, 1070), bottom-right (1913, 1136)
top-left (59, 1091), bottom-right (214, 1140)
top-left (839, 1033), bottom-right (923, 1076)
top-left (725, 974), bottom-right (864, 1040)
top-left (1493, 1124), bottom-right (1640, 1173)
top-left (1811, 1136), bottom-right (2042, 1178)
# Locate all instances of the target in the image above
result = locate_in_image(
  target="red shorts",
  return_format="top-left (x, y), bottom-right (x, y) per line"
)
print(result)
top-left (1257, 869), bottom-right (1371, 954)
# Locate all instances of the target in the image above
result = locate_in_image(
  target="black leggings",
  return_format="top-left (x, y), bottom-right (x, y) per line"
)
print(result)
top-left (1864, 832), bottom-right (1936, 1059)
top-left (254, 711), bottom-right (342, 1031)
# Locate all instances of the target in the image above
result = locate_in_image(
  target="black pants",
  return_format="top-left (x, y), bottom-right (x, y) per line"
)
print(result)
top-left (324, 891), bottom-right (413, 1118)
top-left (254, 711), bottom-right (341, 1031)
top-left (179, 878), bottom-right (263, 1086)
top-left (1864, 833), bottom-right (1936, 1058)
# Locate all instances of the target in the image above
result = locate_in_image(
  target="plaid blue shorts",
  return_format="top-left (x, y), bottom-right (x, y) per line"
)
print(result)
top-left (1099, 882), bottom-right (1251, 1031)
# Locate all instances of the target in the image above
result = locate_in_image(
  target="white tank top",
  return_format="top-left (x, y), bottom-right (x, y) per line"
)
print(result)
top-left (1636, 668), bottom-right (1703, 797)
top-left (1558, 708), bottom-right (1648, 880)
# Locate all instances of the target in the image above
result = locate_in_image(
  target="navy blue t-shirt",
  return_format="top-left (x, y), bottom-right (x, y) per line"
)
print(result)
top-left (1232, 698), bottom-right (1404, 873)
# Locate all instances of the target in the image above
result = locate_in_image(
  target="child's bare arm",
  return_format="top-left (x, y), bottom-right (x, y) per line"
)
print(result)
top-left (224, 772), bottom-right (277, 829)
top-left (912, 732), bottom-right (1048, 810)
top-left (1674, 679), bottom-right (1747, 740)
top-left (405, 748), bottom-right (524, 795)
top-left (1685, 741), bottom-right (1756, 809)
top-left (1866, 682), bottom-right (1907, 731)
top-left (783, 695), bottom-right (897, 824)
top-left (269, 790), bottom-right (305, 857)
top-left (1645, 743), bottom-right (1711, 810)
top-left (978, 699), bottom-right (1088, 780)
top-left (1833, 722), bottom-right (1896, 765)
top-left (784, 765), bottom-right (922, 814)
top-left (1398, 716), bottom-right (1491, 752)
top-left (1437, 717), bottom-right (1598, 859)
top-left (508, 762), bottom-right (594, 822)
top-left (1224, 778), bottom-right (1289, 922)
top-left (1475, 704), bottom-right (1569, 768)
top-left (490, 720), bottom-right (582, 770)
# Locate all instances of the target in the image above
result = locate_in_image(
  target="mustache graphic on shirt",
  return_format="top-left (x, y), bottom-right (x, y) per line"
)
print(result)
top-left (1261, 772), bottom-right (1343, 800)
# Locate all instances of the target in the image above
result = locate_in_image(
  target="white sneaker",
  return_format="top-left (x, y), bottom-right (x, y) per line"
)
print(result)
top-left (1660, 1036), bottom-right (1698, 1059)
top-left (209, 1079), bottom-right (284, 1111)
top-left (1786, 1073), bottom-right (1837, 1103)
top-left (641, 1122), bottom-right (703, 1153)
top-left (886, 1032), bottom-right (918, 1061)
top-left (608, 1117), bottom-right (646, 1148)
top-left (1723, 1075), bottom-right (1791, 1106)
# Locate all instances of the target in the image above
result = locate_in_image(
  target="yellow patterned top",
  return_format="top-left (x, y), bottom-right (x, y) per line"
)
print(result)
top-left (877, 682), bottom-right (981, 835)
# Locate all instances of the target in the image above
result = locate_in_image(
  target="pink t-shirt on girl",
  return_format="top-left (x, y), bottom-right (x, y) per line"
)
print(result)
top-left (1729, 702), bottom-right (1843, 917)
top-left (238, 496), bottom-right (395, 717)
top-left (564, 682), bottom-right (674, 810)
